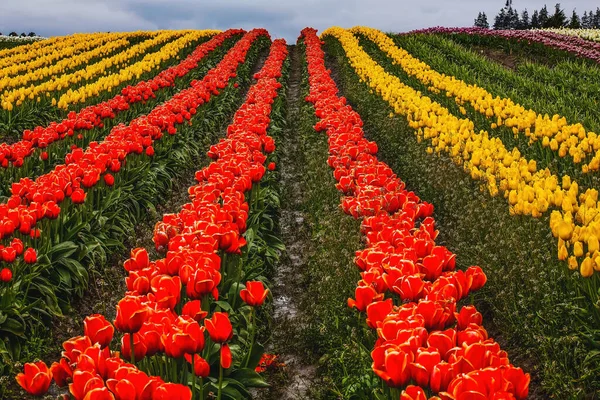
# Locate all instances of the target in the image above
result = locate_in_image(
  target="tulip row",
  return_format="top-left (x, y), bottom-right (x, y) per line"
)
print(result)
top-left (55, 30), bottom-right (220, 110)
top-left (0, 29), bottom-right (241, 192)
top-left (353, 27), bottom-right (600, 172)
top-left (301, 27), bottom-right (530, 400)
top-left (323, 27), bottom-right (600, 278)
top-left (0, 26), bottom-right (266, 267)
top-left (387, 32), bottom-right (600, 175)
top-left (0, 30), bottom-right (261, 242)
top-left (0, 33), bottom-right (87, 70)
top-left (407, 27), bottom-right (600, 64)
top-left (0, 30), bottom-right (207, 111)
top-left (0, 33), bottom-right (136, 93)
top-left (0, 31), bottom-right (140, 81)
top-left (0, 29), bottom-right (267, 369)
top-left (537, 28), bottom-right (600, 43)
top-left (16, 36), bottom-right (288, 400)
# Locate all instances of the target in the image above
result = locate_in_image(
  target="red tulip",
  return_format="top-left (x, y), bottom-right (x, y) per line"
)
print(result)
top-left (71, 188), bottom-right (86, 204)
top-left (185, 353), bottom-right (210, 377)
top-left (267, 162), bottom-right (275, 171)
top-left (121, 333), bottom-right (148, 362)
top-left (401, 385), bottom-right (427, 400)
top-left (163, 316), bottom-right (205, 358)
top-left (430, 361), bottom-right (454, 393)
top-left (104, 173), bottom-right (115, 186)
top-left (84, 314), bottom-right (114, 348)
top-left (371, 345), bottom-right (413, 387)
top-left (11, 238), bottom-right (23, 255)
top-left (16, 361), bottom-right (52, 396)
top-left (114, 296), bottom-right (148, 333)
top-left (220, 343), bottom-right (232, 369)
top-left (50, 358), bottom-right (73, 387)
top-left (1, 268), bottom-right (12, 282)
top-left (151, 275), bottom-right (181, 310)
top-left (366, 299), bottom-right (393, 329)
top-left (182, 300), bottom-right (208, 322)
top-left (62, 335), bottom-right (93, 364)
top-left (2, 247), bottom-right (16, 263)
top-left (348, 285), bottom-right (384, 312)
top-left (69, 370), bottom-right (105, 400)
top-left (205, 312), bottom-right (233, 343)
top-left (146, 146), bottom-right (155, 156)
top-left (240, 281), bottom-right (269, 307)
top-left (24, 247), bottom-right (37, 264)
top-left (154, 383), bottom-right (192, 400)
top-left (40, 151), bottom-right (49, 161)
top-left (455, 306), bottom-right (483, 330)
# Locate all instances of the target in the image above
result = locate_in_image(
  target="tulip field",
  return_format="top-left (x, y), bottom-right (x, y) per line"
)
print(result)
top-left (1, 26), bottom-right (600, 400)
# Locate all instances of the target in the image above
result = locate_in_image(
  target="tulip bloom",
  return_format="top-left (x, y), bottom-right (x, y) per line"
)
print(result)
top-left (0, 268), bottom-right (12, 282)
top-left (240, 281), bottom-right (269, 307)
top-left (220, 343), bottom-right (232, 369)
top-left (154, 383), bottom-right (192, 400)
top-left (16, 361), bottom-right (52, 396)
top-left (114, 296), bottom-right (148, 333)
top-left (163, 316), bottom-right (205, 358)
top-left (185, 353), bottom-right (210, 377)
top-left (50, 358), bottom-right (73, 387)
top-left (23, 247), bottom-right (37, 264)
top-left (182, 300), bottom-right (208, 322)
top-left (84, 314), bottom-right (114, 348)
top-left (205, 312), bottom-right (233, 343)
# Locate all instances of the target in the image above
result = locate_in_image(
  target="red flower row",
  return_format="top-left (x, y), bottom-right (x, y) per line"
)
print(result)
top-left (301, 27), bottom-right (530, 400)
top-left (1, 30), bottom-right (243, 168)
top-left (0, 29), bottom-right (269, 256)
top-left (16, 37), bottom-right (288, 399)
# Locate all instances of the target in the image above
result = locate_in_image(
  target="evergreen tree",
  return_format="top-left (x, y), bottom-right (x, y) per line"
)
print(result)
top-left (8, 32), bottom-right (17, 37)
top-left (595, 7), bottom-right (600, 28)
top-left (539, 5), bottom-right (550, 26)
top-left (568, 9), bottom-right (581, 28)
top-left (474, 12), bottom-right (490, 29)
top-left (531, 10), bottom-right (540, 28)
top-left (582, 11), bottom-right (590, 28)
top-left (507, 7), bottom-right (520, 29)
top-left (27, 32), bottom-right (36, 37)
top-left (494, 8), bottom-right (507, 29)
top-left (545, 3), bottom-right (567, 28)
top-left (519, 9), bottom-right (530, 29)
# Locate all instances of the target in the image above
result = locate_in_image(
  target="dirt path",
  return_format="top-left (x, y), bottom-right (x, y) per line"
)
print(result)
top-left (255, 44), bottom-right (317, 400)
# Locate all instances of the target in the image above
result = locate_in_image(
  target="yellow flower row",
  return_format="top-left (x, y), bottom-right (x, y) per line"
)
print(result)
top-left (537, 28), bottom-right (600, 43)
top-left (0, 33), bottom-right (94, 71)
top-left (0, 35), bottom-right (57, 62)
top-left (350, 26), bottom-right (600, 173)
top-left (323, 26), bottom-right (600, 277)
top-left (56, 30), bottom-right (218, 109)
top-left (0, 31), bottom-right (193, 110)
top-left (0, 33), bottom-right (139, 92)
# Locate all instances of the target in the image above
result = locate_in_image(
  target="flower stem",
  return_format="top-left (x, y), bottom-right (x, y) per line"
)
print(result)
top-left (244, 308), bottom-right (256, 368)
top-left (217, 363), bottom-right (223, 400)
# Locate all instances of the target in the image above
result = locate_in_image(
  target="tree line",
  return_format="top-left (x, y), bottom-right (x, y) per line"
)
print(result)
top-left (0, 32), bottom-right (38, 37)
top-left (474, 1), bottom-right (600, 30)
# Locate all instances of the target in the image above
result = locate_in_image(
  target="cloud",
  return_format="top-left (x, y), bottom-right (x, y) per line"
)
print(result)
top-left (1, 0), bottom-right (599, 40)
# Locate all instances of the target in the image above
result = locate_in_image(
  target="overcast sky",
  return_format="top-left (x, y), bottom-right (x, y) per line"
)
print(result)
top-left (1, 0), bottom-right (599, 41)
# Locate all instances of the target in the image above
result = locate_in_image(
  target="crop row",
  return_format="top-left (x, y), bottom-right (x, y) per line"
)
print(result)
top-left (16, 34), bottom-right (288, 400)
top-left (302, 27), bottom-right (529, 399)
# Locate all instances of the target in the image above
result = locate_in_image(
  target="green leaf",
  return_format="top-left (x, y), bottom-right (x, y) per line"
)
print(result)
top-left (229, 366), bottom-right (269, 388)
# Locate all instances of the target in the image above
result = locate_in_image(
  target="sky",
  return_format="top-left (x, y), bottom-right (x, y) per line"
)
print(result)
top-left (1, 0), bottom-right (599, 41)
